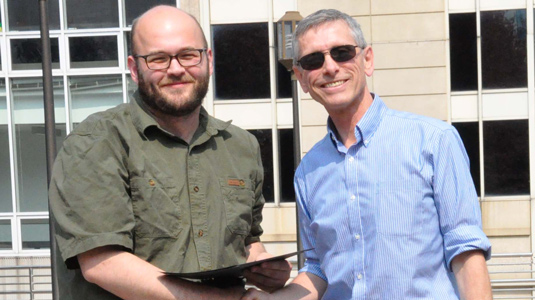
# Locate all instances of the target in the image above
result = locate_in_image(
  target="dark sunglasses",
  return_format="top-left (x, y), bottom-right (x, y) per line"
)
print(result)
top-left (297, 45), bottom-right (361, 71)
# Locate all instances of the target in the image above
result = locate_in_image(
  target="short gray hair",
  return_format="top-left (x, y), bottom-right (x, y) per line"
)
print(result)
top-left (292, 9), bottom-right (367, 66)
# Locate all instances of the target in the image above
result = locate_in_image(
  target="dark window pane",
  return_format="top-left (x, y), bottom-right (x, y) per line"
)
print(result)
top-left (276, 61), bottom-right (292, 98)
top-left (248, 129), bottom-right (274, 202)
top-left (279, 129), bottom-right (295, 202)
top-left (449, 13), bottom-right (477, 91)
top-left (21, 219), bottom-right (49, 250)
top-left (11, 38), bottom-right (60, 70)
top-left (481, 10), bottom-right (527, 89)
top-left (125, 0), bottom-right (176, 27)
top-left (69, 36), bottom-right (119, 68)
top-left (212, 23), bottom-right (270, 99)
top-left (274, 23), bottom-right (293, 98)
top-left (452, 122), bottom-right (480, 196)
top-left (7, 0), bottom-right (60, 31)
top-left (483, 120), bottom-right (530, 195)
top-left (66, 0), bottom-right (118, 29)
top-left (125, 31), bottom-right (132, 56)
top-left (0, 220), bottom-right (11, 250)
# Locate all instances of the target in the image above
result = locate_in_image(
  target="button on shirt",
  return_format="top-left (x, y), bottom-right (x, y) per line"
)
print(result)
top-left (294, 95), bottom-right (491, 300)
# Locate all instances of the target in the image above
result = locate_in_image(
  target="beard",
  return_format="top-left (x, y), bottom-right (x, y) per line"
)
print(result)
top-left (137, 66), bottom-right (210, 117)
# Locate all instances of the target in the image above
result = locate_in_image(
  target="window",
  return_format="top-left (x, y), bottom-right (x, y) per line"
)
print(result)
top-left (452, 122), bottom-right (480, 196)
top-left (11, 38), bottom-right (60, 70)
top-left (481, 10), bottom-right (527, 89)
top-left (66, 0), bottom-right (119, 29)
top-left (21, 219), bottom-right (49, 250)
top-left (69, 75), bottom-right (123, 125)
top-left (212, 23), bottom-right (271, 100)
top-left (483, 120), bottom-right (530, 195)
top-left (0, 220), bottom-right (11, 250)
top-left (449, 8), bottom-right (531, 200)
top-left (278, 129), bottom-right (295, 202)
top-left (7, 0), bottom-right (60, 31)
top-left (449, 13), bottom-right (477, 91)
top-left (124, 0), bottom-right (176, 27)
top-left (248, 129), bottom-right (295, 203)
top-left (12, 77), bottom-right (66, 212)
top-left (0, 0), bottom-right (180, 254)
top-left (0, 81), bottom-right (12, 213)
top-left (69, 36), bottom-right (119, 68)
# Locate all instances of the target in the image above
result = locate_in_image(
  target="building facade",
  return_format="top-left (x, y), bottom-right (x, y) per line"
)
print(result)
top-left (0, 0), bottom-right (533, 299)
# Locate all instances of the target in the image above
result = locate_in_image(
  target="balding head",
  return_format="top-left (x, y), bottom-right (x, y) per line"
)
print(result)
top-left (130, 5), bottom-right (207, 56)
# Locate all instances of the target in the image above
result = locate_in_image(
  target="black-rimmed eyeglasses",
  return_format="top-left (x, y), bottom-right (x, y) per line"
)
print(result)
top-left (134, 48), bottom-right (207, 70)
top-left (297, 45), bottom-right (361, 71)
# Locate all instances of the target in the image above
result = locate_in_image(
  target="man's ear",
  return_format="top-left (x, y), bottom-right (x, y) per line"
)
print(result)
top-left (127, 56), bottom-right (140, 84)
top-left (363, 46), bottom-right (374, 77)
top-left (206, 48), bottom-right (214, 76)
top-left (292, 65), bottom-right (309, 93)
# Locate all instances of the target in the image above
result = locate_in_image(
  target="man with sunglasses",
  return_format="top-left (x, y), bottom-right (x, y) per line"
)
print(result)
top-left (242, 9), bottom-right (491, 300)
top-left (49, 5), bottom-right (291, 300)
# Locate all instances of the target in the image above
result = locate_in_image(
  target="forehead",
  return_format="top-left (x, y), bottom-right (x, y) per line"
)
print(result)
top-left (298, 20), bottom-right (355, 54)
top-left (134, 11), bottom-right (205, 53)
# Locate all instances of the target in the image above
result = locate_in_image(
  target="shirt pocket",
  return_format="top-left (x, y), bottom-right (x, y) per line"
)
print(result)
top-left (375, 180), bottom-right (423, 236)
top-left (131, 177), bottom-right (182, 238)
top-left (219, 178), bottom-right (253, 236)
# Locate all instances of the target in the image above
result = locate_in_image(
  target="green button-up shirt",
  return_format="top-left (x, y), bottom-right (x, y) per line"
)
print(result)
top-left (49, 91), bottom-right (265, 299)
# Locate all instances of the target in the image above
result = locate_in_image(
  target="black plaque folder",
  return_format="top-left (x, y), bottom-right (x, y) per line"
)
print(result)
top-left (164, 248), bottom-right (313, 280)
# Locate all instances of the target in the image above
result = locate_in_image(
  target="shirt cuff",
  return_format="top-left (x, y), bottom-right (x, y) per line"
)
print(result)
top-left (299, 259), bottom-right (328, 282)
top-left (59, 233), bottom-right (133, 269)
top-left (443, 225), bottom-right (492, 271)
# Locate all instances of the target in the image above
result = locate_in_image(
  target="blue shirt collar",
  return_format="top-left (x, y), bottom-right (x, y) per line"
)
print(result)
top-left (327, 93), bottom-right (387, 151)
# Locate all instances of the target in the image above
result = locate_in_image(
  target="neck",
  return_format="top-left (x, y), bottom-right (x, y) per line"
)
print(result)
top-left (328, 92), bottom-right (374, 149)
top-left (150, 106), bottom-right (201, 144)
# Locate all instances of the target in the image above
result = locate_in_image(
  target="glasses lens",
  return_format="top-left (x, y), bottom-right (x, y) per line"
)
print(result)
top-left (299, 52), bottom-right (325, 70)
top-left (331, 45), bottom-right (357, 63)
top-left (178, 50), bottom-right (203, 67)
top-left (146, 54), bottom-right (170, 70)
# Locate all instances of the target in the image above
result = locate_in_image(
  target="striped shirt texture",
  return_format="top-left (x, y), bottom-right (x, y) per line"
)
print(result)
top-left (294, 95), bottom-right (491, 300)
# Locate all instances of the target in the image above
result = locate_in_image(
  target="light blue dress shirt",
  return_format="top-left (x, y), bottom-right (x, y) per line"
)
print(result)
top-left (294, 95), bottom-right (491, 300)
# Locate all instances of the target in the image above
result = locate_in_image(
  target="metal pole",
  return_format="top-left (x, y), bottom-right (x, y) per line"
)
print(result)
top-left (291, 75), bottom-right (305, 269)
top-left (38, 0), bottom-right (59, 299)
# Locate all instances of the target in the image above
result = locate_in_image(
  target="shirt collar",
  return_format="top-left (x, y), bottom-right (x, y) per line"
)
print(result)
top-left (327, 93), bottom-right (387, 150)
top-left (129, 89), bottom-right (231, 139)
top-left (356, 93), bottom-right (387, 147)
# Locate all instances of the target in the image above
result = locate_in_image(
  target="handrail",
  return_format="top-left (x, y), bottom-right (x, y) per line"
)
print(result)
top-left (0, 265), bottom-right (52, 299)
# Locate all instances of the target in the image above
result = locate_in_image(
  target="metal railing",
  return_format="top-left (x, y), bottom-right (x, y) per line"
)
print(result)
top-left (0, 266), bottom-right (52, 300)
top-left (489, 253), bottom-right (535, 299)
top-left (0, 253), bottom-right (533, 299)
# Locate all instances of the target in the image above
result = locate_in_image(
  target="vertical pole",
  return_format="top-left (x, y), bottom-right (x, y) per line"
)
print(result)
top-left (38, 0), bottom-right (59, 299)
top-left (291, 75), bottom-right (304, 269)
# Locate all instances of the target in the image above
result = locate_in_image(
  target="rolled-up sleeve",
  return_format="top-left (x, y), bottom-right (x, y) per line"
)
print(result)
top-left (432, 128), bottom-right (492, 270)
top-left (294, 166), bottom-right (328, 282)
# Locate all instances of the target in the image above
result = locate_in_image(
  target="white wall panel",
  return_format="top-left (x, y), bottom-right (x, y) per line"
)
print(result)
top-left (210, 0), bottom-right (269, 23)
top-left (214, 102), bottom-right (272, 129)
top-left (276, 101), bottom-right (293, 127)
top-left (480, 0), bottom-right (525, 11)
top-left (273, 0), bottom-right (297, 20)
top-left (451, 94), bottom-right (478, 121)
top-left (482, 92), bottom-right (528, 120)
top-left (448, 0), bottom-right (476, 13)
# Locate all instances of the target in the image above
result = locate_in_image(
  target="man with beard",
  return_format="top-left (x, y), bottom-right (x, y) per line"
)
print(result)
top-left (48, 5), bottom-right (291, 300)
